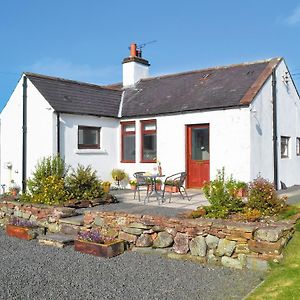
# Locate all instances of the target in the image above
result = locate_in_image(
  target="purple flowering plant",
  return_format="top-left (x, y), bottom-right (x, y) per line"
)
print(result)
top-left (77, 230), bottom-right (115, 244)
top-left (10, 217), bottom-right (37, 228)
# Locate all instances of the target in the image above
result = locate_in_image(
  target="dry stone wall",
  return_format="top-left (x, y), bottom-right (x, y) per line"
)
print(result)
top-left (84, 211), bottom-right (296, 271)
top-left (0, 200), bottom-right (76, 232)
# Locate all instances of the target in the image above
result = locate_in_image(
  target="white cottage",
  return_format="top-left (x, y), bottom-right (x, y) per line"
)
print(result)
top-left (1, 44), bottom-right (300, 192)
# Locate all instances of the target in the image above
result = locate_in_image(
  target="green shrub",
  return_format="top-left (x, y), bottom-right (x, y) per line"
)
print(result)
top-left (22, 155), bottom-right (70, 205)
top-left (27, 175), bottom-right (70, 205)
top-left (202, 168), bottom-right (245, 218)
top-left (67, 164), bottom-right (103, 200)
top-left (246, 177), bottom-right (286, 216)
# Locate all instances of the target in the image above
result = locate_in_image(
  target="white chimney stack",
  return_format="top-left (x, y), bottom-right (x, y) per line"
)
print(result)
top-left (122, 43), bottom-right (150, 87)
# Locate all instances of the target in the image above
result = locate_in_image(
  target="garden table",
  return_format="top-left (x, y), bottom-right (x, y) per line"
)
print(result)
top-left (141, 174), bottom-right (165, 205)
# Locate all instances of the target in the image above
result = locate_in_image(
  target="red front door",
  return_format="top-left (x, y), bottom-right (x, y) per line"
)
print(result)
top-left (186, 124), bottom-right (210, 188)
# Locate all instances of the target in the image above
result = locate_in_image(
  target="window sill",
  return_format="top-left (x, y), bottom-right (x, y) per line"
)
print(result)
top-left (75, 149), bottom-right (107, 155)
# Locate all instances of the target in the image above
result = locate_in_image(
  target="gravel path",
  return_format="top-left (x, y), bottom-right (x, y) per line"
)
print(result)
top-left (0, 230), bottom-right (263, 300)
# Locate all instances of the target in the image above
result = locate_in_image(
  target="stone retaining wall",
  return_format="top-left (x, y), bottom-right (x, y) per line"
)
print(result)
top-left (84, 211), bottom-right (296, 271)
top-left (0, 200), bottom-right (76, 232)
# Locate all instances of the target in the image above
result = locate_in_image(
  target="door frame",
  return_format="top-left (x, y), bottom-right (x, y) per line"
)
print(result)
top-left (185, 123), bottom-right (210, 188)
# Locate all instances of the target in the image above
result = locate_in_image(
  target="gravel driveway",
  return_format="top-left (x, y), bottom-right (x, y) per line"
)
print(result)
top-left (0, 230), bottom-right (263, 300)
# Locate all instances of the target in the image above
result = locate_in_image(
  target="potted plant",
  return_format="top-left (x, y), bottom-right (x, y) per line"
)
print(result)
top-left (164, 180), bottom-right (180, 193)
top-left (155, 178), bottom-right (162, 191)
top-left (129, 179), bottom-right (137, 190)
top-left (111, 169), bottom-right (128, 187)
top-left (101, 181), bottom-right (111, 193)
top-left (6, 217), bottom-right (45, 240)
top-left (74, 230), bottom-right (124, 258)
top-left (9, 181), bottom-right (20, 196)
top-left (236, 181), bottom-right (248, 197)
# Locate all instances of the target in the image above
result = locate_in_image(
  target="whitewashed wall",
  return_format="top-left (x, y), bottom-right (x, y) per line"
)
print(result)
top-left (0, 76), bottom-right (55, 189)
top-left (123, 61), bottom-right (149, 87)
top-left (0, 77), bottom-right (23, 189)
top-left (26, 79), bottom-right (56, 178)
top-left (60, 113), bottom-right (119, 181)
top-left (119, 108), bottom-right (251, 183)
top-left (250, 60), bottom-right (300, 187)
top-left (250, 76), bottom-right (274, 182)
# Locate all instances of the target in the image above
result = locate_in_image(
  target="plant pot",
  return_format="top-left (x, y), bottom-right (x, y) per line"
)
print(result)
top-left (155, 184), bottom-right (162, 191)
top-left (6, 224), bottom-right (45, 240)
top-left (165, 186), bottom-right (179, 193)
top-left (130, 185), bottom-right (136, 190)
top-left (74, 239), bottom-right (125, 258)
top-left (236, 188), bottom-right (247, 197)
top-left (102, 185), bottom-right (111, 193)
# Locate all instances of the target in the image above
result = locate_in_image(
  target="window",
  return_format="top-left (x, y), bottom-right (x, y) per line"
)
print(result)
top-left (297, 138), bottom-right (300, 156)
top-left (281, 136), bottom-right (290, 158)
top-left (141, 120), bottom-right (157, 162)
top-left (121, 121), bottom-right (136, 162)
top-left (78, 126), bottom-right (100, 149)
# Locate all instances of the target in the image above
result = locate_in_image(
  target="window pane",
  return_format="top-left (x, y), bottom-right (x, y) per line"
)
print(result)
top-left (192, 128), bottom-right (209, 160)
top-left (78, 127), bottom-right (100, 148)
top-left (123, 135), bottom-right (135, 161)
top-left (124, 124), bottom-right (135, 132)
top-left (143, 123), bottom-right (156, 131)
top-left (281, 137), bottom-right (289, 158)
top-left (143, 133), bottom-right (156, 160)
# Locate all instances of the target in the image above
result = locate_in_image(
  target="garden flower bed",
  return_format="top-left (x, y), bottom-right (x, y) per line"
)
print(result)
top-left (6, 217), bottom-right (45, 240)
top-left (75, 230), bottom-right (124, 258)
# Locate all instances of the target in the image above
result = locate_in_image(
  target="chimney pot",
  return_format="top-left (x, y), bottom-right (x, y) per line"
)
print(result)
top-left (130, 43), bottom-right (137, 57)
top-left (123, 43), bottom-right (150, 87)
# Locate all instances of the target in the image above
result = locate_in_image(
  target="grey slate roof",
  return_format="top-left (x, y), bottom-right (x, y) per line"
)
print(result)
top-left (25, 58), bottom-right (282, 119)
top-left (121, 58), bottom-right (281, 118)
top-left (25, 73), bottom-right (122, 118)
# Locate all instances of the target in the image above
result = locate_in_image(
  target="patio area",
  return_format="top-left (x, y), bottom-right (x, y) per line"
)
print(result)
top-left (93, 188), bottom-right (209, 218)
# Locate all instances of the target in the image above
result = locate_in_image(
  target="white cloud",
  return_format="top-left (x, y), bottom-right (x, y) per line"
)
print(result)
top-left (26, 58), bottom-right (121, 85)
top-left (286, 5), bottom-right (300, 26)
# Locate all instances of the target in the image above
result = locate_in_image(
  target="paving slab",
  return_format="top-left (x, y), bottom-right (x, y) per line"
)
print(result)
top-left (38, 233), bottom-right (75, 248)
top-left (77, 189), bottom-right (208, 218)
top-left (59, 215), bottom-right (84, 226)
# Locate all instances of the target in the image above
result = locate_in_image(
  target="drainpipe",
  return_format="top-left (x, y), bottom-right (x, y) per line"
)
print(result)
top-left (57, 112), bottom-right (60, 155)
top-left (272, 69), bottom-right (278, 190)
top-left (22, 76), bottom-right (27, 192)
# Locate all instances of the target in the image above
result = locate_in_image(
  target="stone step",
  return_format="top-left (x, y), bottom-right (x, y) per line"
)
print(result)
top-left (38, 233), bottom-right (75, 248)
top-left (59, 215), bottom-right (84, 226)
top-left (59, 223), bottom-right (82, 236)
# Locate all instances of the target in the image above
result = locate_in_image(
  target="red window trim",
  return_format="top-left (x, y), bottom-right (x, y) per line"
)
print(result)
top-left (78, 126), bottom-right (101, 149)
top-left (121, 121), bottom-right (136, 163)
top-left (140, 119), bottom-right (157, 163)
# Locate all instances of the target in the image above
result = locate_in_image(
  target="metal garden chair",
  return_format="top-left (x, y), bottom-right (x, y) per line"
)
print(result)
top-left (133, 172), bottom-right (151, 204)
top-left (162, 172), bottom-right (191, 202)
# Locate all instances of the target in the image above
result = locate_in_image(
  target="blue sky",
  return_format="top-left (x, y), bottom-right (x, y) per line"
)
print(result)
top-left (1, 0), bottom-right (300, 111)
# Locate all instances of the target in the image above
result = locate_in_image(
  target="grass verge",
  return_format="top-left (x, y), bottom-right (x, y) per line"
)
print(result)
top-left (247, 221), bottom-right (300, 300)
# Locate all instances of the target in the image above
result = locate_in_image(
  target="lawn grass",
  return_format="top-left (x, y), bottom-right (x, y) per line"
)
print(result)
top-left (247, 220), bottom-right (300, 300)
